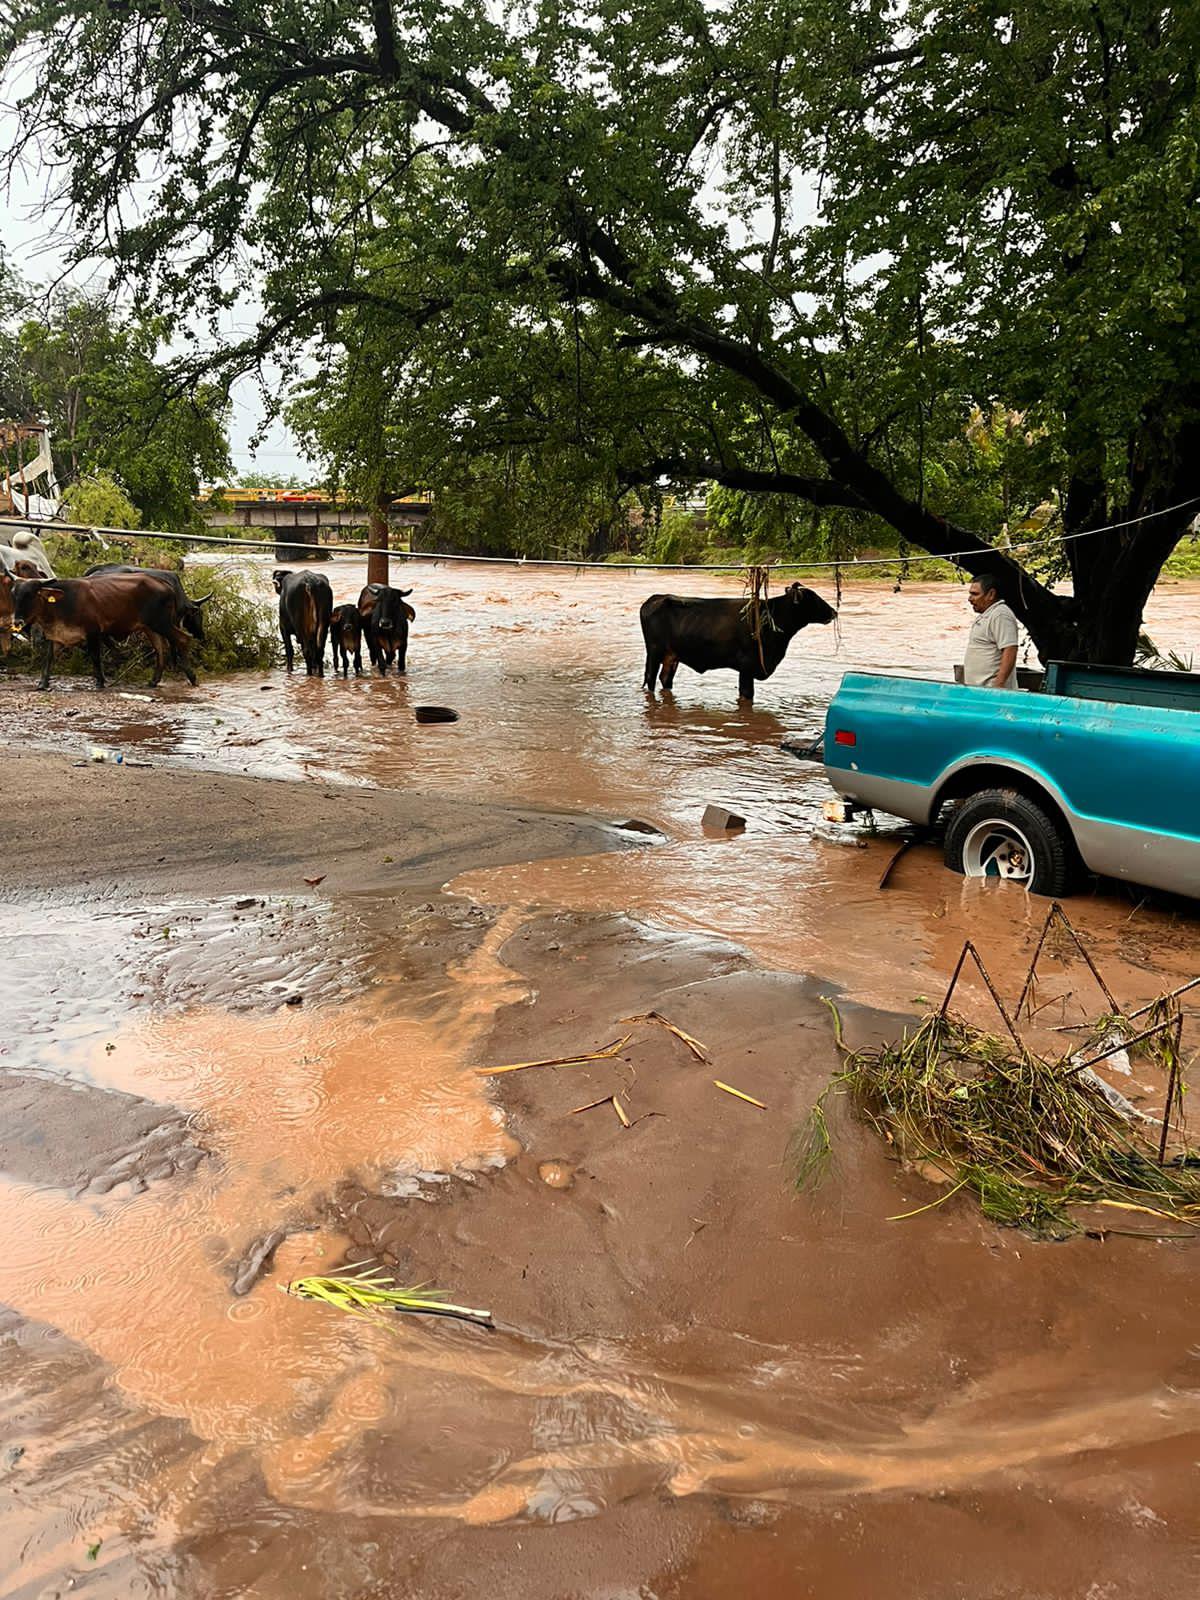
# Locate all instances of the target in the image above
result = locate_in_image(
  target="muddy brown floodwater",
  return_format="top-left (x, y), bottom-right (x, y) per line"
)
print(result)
top-left (2, 560), bottom-right (1200, 1598)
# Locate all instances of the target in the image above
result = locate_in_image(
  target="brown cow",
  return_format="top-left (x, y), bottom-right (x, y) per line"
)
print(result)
top-left (0, 571), bottom-right (13, 659)
top-left (12, 574), bottom-right (200, 690)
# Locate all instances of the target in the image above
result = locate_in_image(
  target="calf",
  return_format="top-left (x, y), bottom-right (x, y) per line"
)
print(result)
top-left (329, 603), bottom-right (365, 677)
top-left (85, 564), bottom-right (213, 643)
top-left (640, 582), bottom-right (836, 703)
top-left (273, 569), bottom-right (333, 677)
top-left (12, 573), bottom-right (199, 690)
top-left (357, 583), bottom-right (415, 676)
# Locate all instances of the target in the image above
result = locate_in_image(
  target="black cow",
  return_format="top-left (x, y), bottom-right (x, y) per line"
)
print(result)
top-left (273, 569), bottom-right (333, 677)
top-left (640, 582), bottom-right (836, 703)
top-left (357, 584), bottom-right (414, 676)
top-left (329, 603), bottom-right (365, 677)
top-left (85, 564), bottom-right (213, 642)
top-left (13, 573), bottom-right (199, 690)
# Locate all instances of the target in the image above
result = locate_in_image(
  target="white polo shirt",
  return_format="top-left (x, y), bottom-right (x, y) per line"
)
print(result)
top-left (963, 600), bottom-right (1020, 686)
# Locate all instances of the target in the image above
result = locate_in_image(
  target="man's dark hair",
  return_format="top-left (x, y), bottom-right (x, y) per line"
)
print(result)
top-left (971, 570), bottom-right (1001, 596)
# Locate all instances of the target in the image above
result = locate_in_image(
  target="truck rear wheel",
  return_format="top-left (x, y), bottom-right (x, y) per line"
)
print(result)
top-left (943, 788), bottom-right (1073, 897)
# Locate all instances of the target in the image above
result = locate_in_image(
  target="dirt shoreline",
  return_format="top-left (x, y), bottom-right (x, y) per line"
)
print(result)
top-left (0, 745), bottom-right (629, 898)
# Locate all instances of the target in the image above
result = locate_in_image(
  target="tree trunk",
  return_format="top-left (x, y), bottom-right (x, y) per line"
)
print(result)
top-left (367, 490), bottom-right (389, 585)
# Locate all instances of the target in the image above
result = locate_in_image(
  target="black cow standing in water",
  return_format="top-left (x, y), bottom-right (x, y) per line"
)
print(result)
top-left (640, 582), bottom-right (836, 703)
top-left (273, 568), bottom-right (333, 677)
top-left (357, 583), bottom-right (414, 676)
top-left (329, 603), bottom-right (365, 677)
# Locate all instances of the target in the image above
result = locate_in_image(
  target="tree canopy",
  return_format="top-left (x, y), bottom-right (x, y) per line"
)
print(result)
top-left (5, 0), bottom-right (1199, 657)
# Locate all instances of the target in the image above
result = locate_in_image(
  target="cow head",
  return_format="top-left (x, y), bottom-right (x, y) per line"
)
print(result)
top-left (182, 592), bottom-right (213, 641)
top-left (780, 582), bottom-right (836, 631)
top-left (12, 578), bottom-right (62, 629)
top-left (272, 568), bottom-right (291, 594)
top-left (362, 584), bottom-right (414, 634)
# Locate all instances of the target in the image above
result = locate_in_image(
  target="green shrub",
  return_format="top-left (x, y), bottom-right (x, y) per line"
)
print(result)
top-left (60, 470), bottom-right (142, 530)
top-left (1163, 538), bottom-right (1200, 578)
top-left (43, 530), bottom-right (188, 576)
top-left (641, 506), bottom-right (708, 565)
top-left (187, 562), bottom-right (279, 672)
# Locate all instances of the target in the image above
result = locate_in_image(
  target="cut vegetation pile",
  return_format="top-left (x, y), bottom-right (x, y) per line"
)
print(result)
top-left (799, 910), bottom-right (1200, 1239)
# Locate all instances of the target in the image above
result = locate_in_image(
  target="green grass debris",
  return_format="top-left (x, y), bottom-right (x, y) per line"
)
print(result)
top-left (795, 1006), bottom-right (1199, 1238)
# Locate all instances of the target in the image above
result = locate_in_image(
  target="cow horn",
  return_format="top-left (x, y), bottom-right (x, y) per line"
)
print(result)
top-left (193, 592), bottom-right (215, 605)
top-left (398, 587), bottom-right (413, 596)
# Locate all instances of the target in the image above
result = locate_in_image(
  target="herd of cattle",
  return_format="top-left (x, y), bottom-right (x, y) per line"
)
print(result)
top-left (1, 527), bottom-right (838, 699)
top-left (273, 568), bottom-right (415, 678)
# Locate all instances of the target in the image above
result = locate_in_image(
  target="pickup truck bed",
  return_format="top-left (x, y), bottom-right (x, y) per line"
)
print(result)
top-left (822, 673), bottom-right (1200, 898)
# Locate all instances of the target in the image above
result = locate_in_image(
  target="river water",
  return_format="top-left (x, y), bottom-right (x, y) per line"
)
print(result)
top-left (2, 560), bottom-right (1200, 1596)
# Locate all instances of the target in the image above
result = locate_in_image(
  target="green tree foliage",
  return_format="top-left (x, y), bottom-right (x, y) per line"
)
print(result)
top-left (6, 0), bottom-right (1199, 659)
top-left (5, 288), bottom-right (230, 530)
top-left (60, 469), bottom-right (141, 528)
top-left (235, 470), bottom-right (314, 490)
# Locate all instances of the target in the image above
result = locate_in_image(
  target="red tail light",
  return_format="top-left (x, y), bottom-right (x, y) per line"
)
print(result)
top-left (834, 729), bottom-right (857, 747)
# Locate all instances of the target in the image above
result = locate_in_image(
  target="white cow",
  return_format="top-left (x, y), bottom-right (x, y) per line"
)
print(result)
top-left (0, 528), bottom-right (55, 578)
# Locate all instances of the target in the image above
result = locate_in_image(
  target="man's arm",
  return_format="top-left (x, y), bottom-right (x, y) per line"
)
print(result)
top-left (991, 645), bottom-right (1018, 688)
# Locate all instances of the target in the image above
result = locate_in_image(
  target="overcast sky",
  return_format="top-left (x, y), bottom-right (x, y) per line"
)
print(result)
top-left (3, 120), bottom-right (312, 484)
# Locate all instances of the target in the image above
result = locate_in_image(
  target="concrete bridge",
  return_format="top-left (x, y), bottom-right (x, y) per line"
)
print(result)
top-left (198, 496), bottom-right (433, 561)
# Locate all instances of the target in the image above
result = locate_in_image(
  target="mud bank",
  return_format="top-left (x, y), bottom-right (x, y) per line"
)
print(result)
top-left (0, 746), bottom-right (624, 899)
top-left (3, 883), bottom-right (1198, 1597)
top-left (320, 912), bottom-right (1200, 1598)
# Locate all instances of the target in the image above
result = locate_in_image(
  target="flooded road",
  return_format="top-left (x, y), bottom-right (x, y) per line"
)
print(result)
top-left (3, 562), bottom-right (1200, 1597)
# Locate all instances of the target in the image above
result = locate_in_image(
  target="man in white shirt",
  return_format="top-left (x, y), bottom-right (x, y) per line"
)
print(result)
top-left (962, 572), bottom-right (1020, 688)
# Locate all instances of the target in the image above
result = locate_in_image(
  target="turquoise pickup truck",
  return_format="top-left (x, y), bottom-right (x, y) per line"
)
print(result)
top-left (820, 662), bottom-right (1200, 898)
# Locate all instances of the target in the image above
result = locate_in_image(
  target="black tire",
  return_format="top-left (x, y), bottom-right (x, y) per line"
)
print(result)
top-left (943, 787), bottom-right (1074, 897)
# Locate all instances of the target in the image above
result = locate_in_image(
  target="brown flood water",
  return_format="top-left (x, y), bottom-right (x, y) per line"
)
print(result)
top-left (3, 561), bottom-right (1200, 1595)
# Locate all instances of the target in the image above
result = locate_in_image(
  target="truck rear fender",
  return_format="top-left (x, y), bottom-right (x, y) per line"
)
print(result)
top-left (931, 759), bottom-right (1077, 842)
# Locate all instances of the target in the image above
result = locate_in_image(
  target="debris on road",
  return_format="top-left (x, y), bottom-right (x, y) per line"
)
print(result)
top-left (231, 1228), bottom-right (287, 1296)
top-left (538, 1160), bottom-right (574, 1188)
top-left (414, 705), bottom-right (459, 723)
top-left (714, 1079), bottom-right (767, 1109)
top-left (619, 1009), bottom-right (710, 1061)
top-left (282, 1266), bottom-right (493, 1328)
top-left (799, 919), bottom-right (1200, 1237)
top-left (477, 1033), bottom-right (632, 1076)
top-left (701, 803), bottom-right (746, 833)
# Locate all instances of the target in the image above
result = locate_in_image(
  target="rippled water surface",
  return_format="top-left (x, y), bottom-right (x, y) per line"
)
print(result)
top-left (6, 557), bottom-right (1198, 834)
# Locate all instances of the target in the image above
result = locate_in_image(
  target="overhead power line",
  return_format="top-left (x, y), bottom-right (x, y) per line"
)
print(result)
top-left (2, 497), bottom-right (1197, 573)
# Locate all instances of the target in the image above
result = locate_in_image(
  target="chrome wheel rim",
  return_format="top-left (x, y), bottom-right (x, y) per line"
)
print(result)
top-left (961, 818), bottom-right (1035, 883)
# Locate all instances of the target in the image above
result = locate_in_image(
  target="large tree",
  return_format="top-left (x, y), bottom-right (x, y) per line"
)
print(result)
top-left (6, 0), bottom-right (1198, 660)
